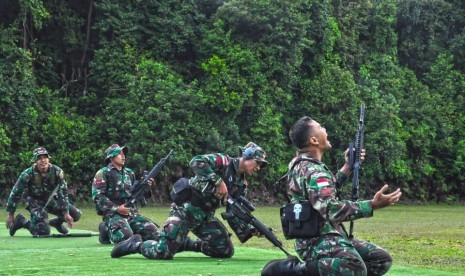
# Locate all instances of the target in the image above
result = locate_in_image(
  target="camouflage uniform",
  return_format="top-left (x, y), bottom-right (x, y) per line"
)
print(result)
top-left (6, 150), bottom-right (81, 236)
top-left (117, 143), bottom-right (268, 260)
top-left (288, 153), bottom-right (392, 275)
top-left (92, 145), bottom-right (158, 244)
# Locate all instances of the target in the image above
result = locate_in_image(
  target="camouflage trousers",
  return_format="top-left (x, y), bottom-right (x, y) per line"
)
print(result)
top-left (25, 198), bottom-right (82, 236)
top-left (104, 213), bottom-right (159, 244)
top-left (295, 235), bottom-right (392, 276)
top-left (139, 203), bottom-right (234, 259)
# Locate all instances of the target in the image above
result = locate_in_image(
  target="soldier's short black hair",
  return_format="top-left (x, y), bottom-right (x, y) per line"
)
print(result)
top-left (289, 116), bottom-right (314, 149)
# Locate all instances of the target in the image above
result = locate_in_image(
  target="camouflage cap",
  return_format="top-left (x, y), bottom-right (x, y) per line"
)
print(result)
top-left (104, 144), bottom-right (128, 164)
top-left (31, 147), bottom-right (50, 162)
top-left (240, 142), bottom-right (268, 168)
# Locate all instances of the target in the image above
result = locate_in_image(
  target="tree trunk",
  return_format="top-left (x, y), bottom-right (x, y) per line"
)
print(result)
top-left (80, 0), bottom-right (93, 96)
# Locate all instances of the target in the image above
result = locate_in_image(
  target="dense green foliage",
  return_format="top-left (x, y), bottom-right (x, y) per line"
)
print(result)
top-left (1, 0), bottom-right (464, 203)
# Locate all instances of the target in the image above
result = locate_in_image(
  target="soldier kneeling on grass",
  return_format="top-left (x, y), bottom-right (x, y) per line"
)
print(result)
top-left (261, 116), bottom-right (402, 275)
top-left (6, 147), bottom-right (81, 236)
top-left (110, 142), bottom-right (268, 260)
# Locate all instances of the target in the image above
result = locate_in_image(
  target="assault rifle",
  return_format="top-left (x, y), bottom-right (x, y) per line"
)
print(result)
top-left (125, 150), bottom-right (174, 208)
top-left (33, 233), bottom-right (99, 238)
top-left (222, 195), bottom-right (293, 257)
top-left (348, 103), bottom-right (365, 238)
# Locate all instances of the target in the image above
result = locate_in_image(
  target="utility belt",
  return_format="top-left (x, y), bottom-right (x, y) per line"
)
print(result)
top-left (280, 200), bottom-right (320, 239)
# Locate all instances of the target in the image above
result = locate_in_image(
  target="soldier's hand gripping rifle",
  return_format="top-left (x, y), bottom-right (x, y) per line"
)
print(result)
top-left (221, 195), bottom-right (293, 257)
top-left (348, 104), bottom-right (365, 238)
top-left (125, 150), bottom-right (174, 208)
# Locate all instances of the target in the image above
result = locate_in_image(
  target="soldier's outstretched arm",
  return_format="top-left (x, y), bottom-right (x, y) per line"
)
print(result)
top-left (371, 185), bottom-right (402, 210)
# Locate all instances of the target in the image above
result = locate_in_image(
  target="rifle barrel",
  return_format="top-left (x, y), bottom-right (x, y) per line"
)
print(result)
top-left (125, 150), bottom-right (174, 207)
top-left (32, 233), bottom-right (99, 238)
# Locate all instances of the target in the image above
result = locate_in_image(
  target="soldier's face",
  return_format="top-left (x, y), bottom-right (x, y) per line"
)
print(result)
top-left (111, 151), bottom-right (126, 167)
top-left (240, 159), bottom-right (262, 176)
top-left (309, 121), bottom-right (332, 151)
top-left (36, 155), bottom-right (50, 172)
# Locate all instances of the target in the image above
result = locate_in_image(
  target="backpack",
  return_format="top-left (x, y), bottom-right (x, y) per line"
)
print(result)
top-left (170, 178), bottom-right (192, 205)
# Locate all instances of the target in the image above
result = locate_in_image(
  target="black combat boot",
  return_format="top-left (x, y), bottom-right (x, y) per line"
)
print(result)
top-left (177, 237), bottom-right (203, 253)
top-left (98, 222), bottom-right (111, 244)
top-left (49, 217), bottom-right (69, 234)
top-left (261, 256), bottom-right (319, 276)
top-left (9, 214), bottom-right (30, 236)
top-left (111, 234), bottom-right (142, 258)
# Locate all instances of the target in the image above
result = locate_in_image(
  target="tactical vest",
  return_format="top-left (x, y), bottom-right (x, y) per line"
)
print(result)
top-left (30, 165), bottom-right (59, 200)
top-left (32, 165), bottom-right (57, 187)
top-left (219, 156), bottom-right (246, 198)
top-left (279, 155), bottom-right (322, 239)
top-left (104, 168), bottom-right (135, 205)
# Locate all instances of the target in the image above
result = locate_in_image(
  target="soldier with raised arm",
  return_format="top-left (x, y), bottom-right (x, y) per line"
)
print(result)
top-left (262, 116), bottom-right (402, 276)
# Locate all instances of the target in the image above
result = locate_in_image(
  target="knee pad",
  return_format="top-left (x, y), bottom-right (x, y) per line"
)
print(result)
top-left (163, 216), bottom-right (183, 240)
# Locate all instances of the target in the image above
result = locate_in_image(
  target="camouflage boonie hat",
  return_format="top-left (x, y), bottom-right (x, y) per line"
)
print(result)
top-left (32, 147), bottom-right (50, 162)
top-left (104, 144), bottom-right (128, 164)
top-left (240, 142), bottom-right (268, 168)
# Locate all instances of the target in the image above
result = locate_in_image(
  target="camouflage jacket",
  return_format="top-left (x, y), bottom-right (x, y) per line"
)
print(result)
top-left (6, 164), bottom-right (70, 214)
top-left (288, 152), bottom-right (373, 238)
top-left (189, 153), bottom-right (247, 211)
top-left (92, 163), bottom-right (136, 217)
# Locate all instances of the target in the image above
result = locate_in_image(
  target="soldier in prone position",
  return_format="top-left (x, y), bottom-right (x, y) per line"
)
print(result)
top-left (6, 147), bottom-right (81, 236)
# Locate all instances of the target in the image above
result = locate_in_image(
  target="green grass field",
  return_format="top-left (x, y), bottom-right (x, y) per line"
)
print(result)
top-left (1, 204), bottom-right (464, 275)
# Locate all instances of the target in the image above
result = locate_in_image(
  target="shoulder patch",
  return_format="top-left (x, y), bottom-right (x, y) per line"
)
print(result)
top-left (214, 153), bottom-right (229, 166)
top-left (316, 178), bottom-right (330, 187)
top-left (58, 170), bottom-right (65, 179)
top-left (95, 169), bottom-right (104, 179)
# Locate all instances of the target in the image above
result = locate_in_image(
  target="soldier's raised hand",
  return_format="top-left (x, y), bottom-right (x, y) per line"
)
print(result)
top-left (371, 184), bottom-right (402, 210)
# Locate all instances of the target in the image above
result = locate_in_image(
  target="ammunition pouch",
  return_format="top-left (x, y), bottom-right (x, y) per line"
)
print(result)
top-left (280, 201), bottom-right (320, 239)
